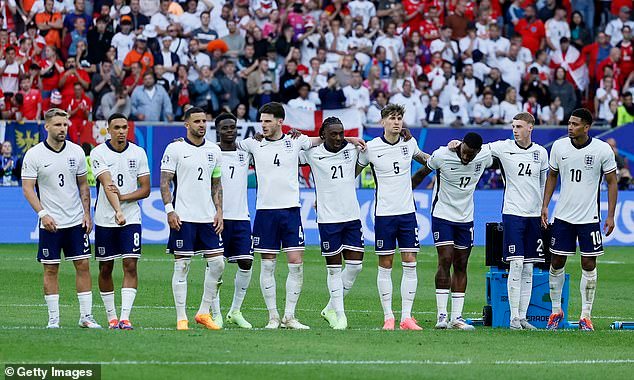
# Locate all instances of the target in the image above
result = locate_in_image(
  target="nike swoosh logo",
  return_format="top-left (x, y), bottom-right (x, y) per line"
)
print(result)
top-left (132, 248), bottom-right (140, 252)
top-left (593, 246), bottom-right (601, 251)
top-left (562, 157), bottom-right (568, 160)
top-left (509, 152), bottom-right (519, 155)
top-left (265, 285), bottom-right (273, 290)
top-left (44, 164), bottom-right (52, 167)
top-left (377, 154), bottom-right (386, 158)
top-left (450, 167), bottom-right (457, 170)
top-left (330, 289), bottom-right (338, 293)
top-left (318, 157), bottom-right (327, 160)
top-left (381, 293), bottom-right (389, 297)
top-left (184, 155), bottom-right (192, 158)
top-left (83, 248), bottom-right (90, 253)
top-left (408, 291), bottom-right (416, 294)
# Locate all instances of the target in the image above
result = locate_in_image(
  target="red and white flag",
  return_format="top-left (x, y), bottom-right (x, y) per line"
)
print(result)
top-left (550, 45), bottom-right (589, 90)
top-left (281, 106), bottom-right (363, 137)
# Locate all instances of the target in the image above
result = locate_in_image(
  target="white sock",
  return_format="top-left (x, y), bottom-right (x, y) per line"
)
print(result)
top-left (198, 256), bottom-right (225, 315)
top-left (230, 268), bottom-right (252, 313)
top-left (327, 265), bottom-right (344, 318)
top-left (45, 294), bottom-right (59, 323)
top-left (77, 291), bottom-right (93, 317)
top-left (284, 263), bottom-right (303, 319)
top-left (342, 260), bottom-right (363, 296)
top-left (436, 289), bottom-right (450, 317)
top-left (400, 262), bottom-right (417, 321)
top-left (100, 291), bottom-right (117, 321)
top-left (211, 280), bottom-right (222, 319)
top-left (508, 260), bottom-right (522, 320)
top-left (120, 288), bottom-right (137, 321)
top-left (450, 292), bottom-right (465, 321)
top-left (377, 267), bottom-right (394, 320)
top-left (172, 258), bottom-right (190, 321)
top-left (580, 268), bottom-right (597, 319)
top-left (519, 263), bottom-right (534, 320)
top-left (260, 259), bottom-right (278, 320)
top-left (549, 266), bottom-right (565, 314)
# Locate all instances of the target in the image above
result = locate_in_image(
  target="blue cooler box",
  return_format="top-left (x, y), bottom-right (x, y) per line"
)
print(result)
top-left (486, 267), bottom-right (572, 328)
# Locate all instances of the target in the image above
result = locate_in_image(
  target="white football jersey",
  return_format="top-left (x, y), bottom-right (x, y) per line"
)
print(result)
top-left (21, 141), bottom-right (88, 229)
top-left (237, 134), bottom-right (312, 210)
top-left (301, 143), bottom-right (361, 224)
top-left (427, 145), bottom-right (493, 223)
top-left (221, 150), bottom-right (250, 221)
top-left (91, 141), bottom-right (150, 227)
top-left (549, 137), bottom-right (617, 224)
top-left (357, 137), bottom-right (422, 217)
top-left (489, 140), bottom-right (548, 217)
top-left (160, 138), bottom-right (223, 223)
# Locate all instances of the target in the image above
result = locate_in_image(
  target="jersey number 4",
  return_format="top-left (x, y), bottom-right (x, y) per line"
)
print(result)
top-left (273, 154), bottom-right (281, 167)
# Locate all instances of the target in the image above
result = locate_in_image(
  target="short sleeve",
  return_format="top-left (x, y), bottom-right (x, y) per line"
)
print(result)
top-left (299, 150), bottom-right (309, 165)
top-left (427, 149), bottom-right (441, 170)
top-left (236, 138), bottom-right (255, 153)
top-left (76, 148), bottom-right (87, 177)
top-left (90, 148), bottom-right (109, 178)
top-left (21, 150), bottom-right (38, 180)
top-left (160, 143), bottom-right (177, 173)
top-left (408, 137), bottom-right (422, 157)
top-left (549, 144), bottom-right (559, 172)
top-left (357, 149), bottom-right (369, 167)
top-left (488, 141), bottom-right (502, 158)
top-left (540, 147), bottom-right (549, 172)
top-left (484, 145), bottom-right (494, 168)
top-left (601, 145), bottom-right (618, 174)
top-left (297, 134), bottom-right (313, 151)
top-left (137, 149), bottom-right (150, 177)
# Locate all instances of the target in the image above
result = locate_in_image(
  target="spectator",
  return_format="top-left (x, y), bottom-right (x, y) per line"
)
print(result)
top-left (514, 5), bottom-right (545, 56)
top-left (123, 37), bottom-right (154, 76)
top-left (473, 92), bottom-right (500, 126)
top-left (247, 57), bottom-right (277, 110)
top-left (99, 86), bottom-right (131, 120)
top-left (304, 57), bottom-right (328, 96)
top-left (521, 67), bottom-right (550, 107)
top-left (154, 35), bottom-right (180, 84)
top-left (63, 0), bottom-right (91, 33)
top-left (527, 50), bottom-right (551, 85)
top-left (253, 0), bottom-right (278, 28)
top-left (485, 23), bottom-right (510, 69)
top-left (62, 17), bottom-right (88, 60)
top-left (597, 47), bottom-right (622, 86)
top-left (570, 11), bottom-right (592, 50)
top-left (1, 141), bottom-right (18, 186)
top-left (185, 38), bottom-right (210, 82)
top-left (58, 55), bottom-right (90, 108)
top-left (486, 67), bottom-right (510, 103)
top-left (606, 137), bottom-right (632, 189)
top-left (343, 70), bottom-right (370, 118)
top-left (367, 89), bottom-right (387, 124)
top-left (288, 82), bottom-right (317, 111)
top-left (605, 6), bottom-right (634, 46)
top-left (540, 96), bottom-right (564, 125)
top-left (216, 60), bottom-right (246, 112)
top-left (177, 0), bottom-right (201, 35)
top-left (35, 0), bottom-right (63, 49)
top-left (129, 0), bottom-right (150, 32)
top-left (334, 54), bottom-right (355, 88)
top-left (17, 76), bottom-right (41, 121)
top-left (235, 103), bottom-right (249, 123)
top-left (443, 95), bottom-right (470, 127)
top-left (582, 32), bottom-right (612, 84)
top-left (549, 67), bottom-right (577, 120)
top-left (223, 20), bottom-right (247, 59)
top-left (87, 16), bottom-right (114, 65)
top-left (0, 46), bottom-right (23, 95)
top-left (67, 83), bottom-right (92, 141)
top-left (167, 25), bottom-right (188, 63)
top-left (325, 19), bottom-right (349, 65)
top-left (191, 11), bottom-right (219, 46)
top-left (445, 1), bottom-right (469, 39)
top-left (123, 62), bottom-right (144, 95)
top-left (299, 19), bottom-right (321, 66)
top-left (150, 0), bottom-right (175, 37)
top-left (430, 26), bottom-right (459, 64)
top-left (171, 64), bottom-right (191, 120)
top-left (131, 71), bottom-right (173, 121)
top-left (390, 61), bottom-right (409, 94)
top-left (363, 64), bottom-right (389, 93)
top-left (237, 44), bottom-right (258, 79)
top-left (545, 7), bottom-right (571, 51)
top-left (390, 79), bottom-right (423, 127)
top-left (617, 26), bottom-right (634, 90)
top-left (522, 93), bottom-right (541, 122)
top-left (363, 46), bottom-right (392, 79)
top-left (111, 16), bottom-right (136, 64)
top-left (499, 43), bottom-right (526, 93)
top-left (550, 37), bottom-right (588, 91)
top-left (373, 21), bottom-right (404, 63)
top-left (595, 76), bottom-right (619, 122)
top-left (499, 87), bottom-right (522, 123)
top-left (423, 94), bottom-right (444, 126)
top-left (613, 92), bottom-right (634, 127)
top-left (189, 65), bottom-right (219, 116)
top-left (319, 74), bottom-right (346, 110)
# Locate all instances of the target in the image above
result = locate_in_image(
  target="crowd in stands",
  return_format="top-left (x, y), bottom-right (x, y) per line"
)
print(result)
top-left (0, 0), bottom-right (630, 129)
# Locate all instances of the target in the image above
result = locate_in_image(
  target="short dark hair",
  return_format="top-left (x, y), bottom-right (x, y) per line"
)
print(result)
top-left (570, 108), bottom-right (594, 126)
top-left (319, 116), bottom-right (343, 139)
top-left (381, 103), bottom-right (405, 119)
top-left (215, 112), bottom-right (237, 125)
top-left (258, 102), bottom-right (285, 119)
top-left (184, 106), bottom-right (206, 120)
top-left (108, 113), bottom-right (128, 125)
top-left (623, 91), bottom-right (633, 98)
top-left (463, 132), bottom-right (483, 150)
top-left (298, 82), bottom-right (311, 91)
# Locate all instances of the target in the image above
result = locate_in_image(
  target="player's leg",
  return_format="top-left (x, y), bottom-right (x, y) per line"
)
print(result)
top-left (319, 222), bottom-right (345, 328)
top-left (547, 218), bottom-right (574, 330)
top-left (432, 217), bottom-right (453, 329)
top-left (280, 208), bottom-right (308, 329)
top-left (66, 226), bottom-right (101, 328)
top-left (503, 215), bottom-right (525, 329)
top-left (448, 222), bottom-right (475, 330)
top-left (195, 223), bottom-right (225, 330)
top-left (95, 226), bottom-right (118, 328)
top-left (118, 225), bottom-right (141, 330)
top-left (168, 223), bottom-right (194, 330)
top-left (225, 220), bottom-right (254, 329)
top-left (253, 210), bottom-right (282, 328)
top-left (577, 222), bottom-right (603, 330)
top-left (518, 217), bottom-right (543, 330)
top-left (397, 213), bottom-right (422, 330)
top-left (39, 227), bottom-right (62, 328)
top-left (375, 215), bottom-right (397, 329)
top-left (340, 219), bottom-right (365, 298)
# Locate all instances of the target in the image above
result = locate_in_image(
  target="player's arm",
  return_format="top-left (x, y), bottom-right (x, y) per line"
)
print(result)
top-left (22, 178), bottom-right (58, 232)
top-left (97, 171), bottom-right (126, 226)
top-left (604, 170), bottom-right (618, 236)
top-left (541, 169), bottom-right (558, 228)
top-left (160, 170), bottom-right (182, 231)
top-left (412, 150), bottom-right (430, 165)
top-left (114, 174), bottom-right (151, 202)
top-left (412, 165), bottom-right (432, 189)
top-left (211, 167), bottom-right (223, 235)
top-left (77, 174), bottom-right (92, 233)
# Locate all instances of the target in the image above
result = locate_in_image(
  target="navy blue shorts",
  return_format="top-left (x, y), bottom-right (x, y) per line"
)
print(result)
top-left (252, 207), bottom-right (305, 254)
top-left (502, 214), bottom-right (545, 263)
top-left (432, 217), bottom-right (473, 250)
top-left (94, 224), bottom-right (142, 261)
top-left (222, 219), bottom-right (253, 262)
top-left (550, 218), bottom-right (604, 257)
top-left (374, 212), bottom-right (419, 255)
top-left (38, 224), bottom-right (90, 264)
top-left (167, 222), bottom-right (223, 256)
top-left (318, 219), bottom-right (364, 256)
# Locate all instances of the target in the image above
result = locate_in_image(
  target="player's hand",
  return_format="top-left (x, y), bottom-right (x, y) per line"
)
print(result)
top-left (541, 207), bottom-right (549, 229)
top-left (115, 210), bottom-right (126, 226)
top-left (603, 216), bottom-right (615, 236)
top-left (400, 127), bottom-right (413, 141)
top-left (447, 140), bottom-right (461, 151)
top-left (168, 211), bottom-right (182, 231)
top-left (213, 211), bottom-right (224, 235)
top-left (82, 212), bottom-right (92, 234)
top-left (253, 132), bottom-right (263, 141)
top-left (288, 129), bottom-right (301, 139)
top-left (347, 137), bottom-right (367, 151)
top-left (41, 215), bottom-right (58, 233)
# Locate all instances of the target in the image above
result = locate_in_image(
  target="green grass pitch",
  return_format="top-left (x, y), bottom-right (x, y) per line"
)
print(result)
top-left (1, 244), bottom-right (633, 379)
